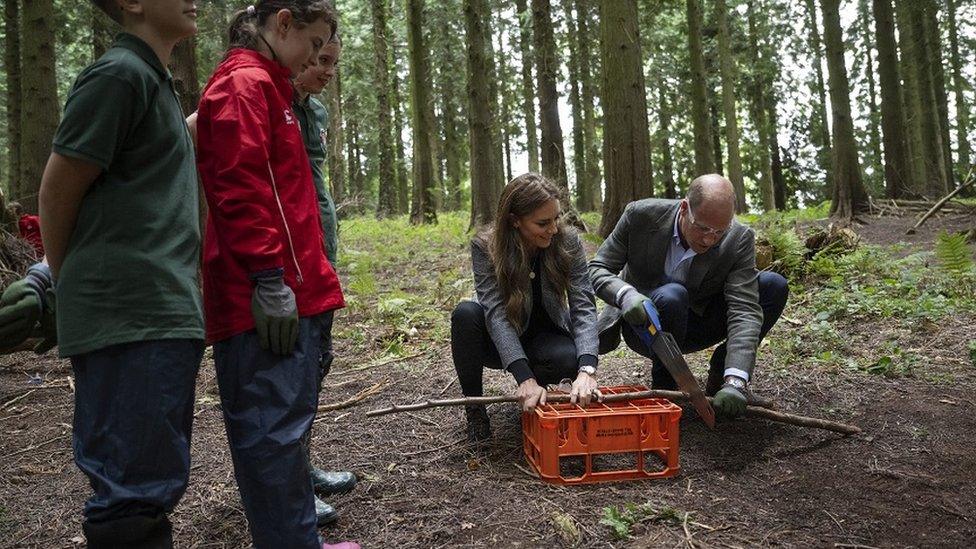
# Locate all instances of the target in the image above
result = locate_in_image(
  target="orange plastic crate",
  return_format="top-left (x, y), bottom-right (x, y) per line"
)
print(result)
top-left (521, 385), bottom-right (682, 484)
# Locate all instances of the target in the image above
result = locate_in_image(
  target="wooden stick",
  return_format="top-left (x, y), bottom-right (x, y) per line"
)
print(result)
top-left (365, 390), bottom-right (860, 435)
top-left (906, 168), bottom-right (975, 234)
top-left (317, 381), bottom-right (387, 413)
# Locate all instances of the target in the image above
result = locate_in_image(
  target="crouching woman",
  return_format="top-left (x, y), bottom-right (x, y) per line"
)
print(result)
top-left (451, 173), bottom-right (600, 441)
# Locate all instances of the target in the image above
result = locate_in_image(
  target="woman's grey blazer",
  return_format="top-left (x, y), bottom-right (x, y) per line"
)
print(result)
top-left (468, 233), bottom-right (599, 369)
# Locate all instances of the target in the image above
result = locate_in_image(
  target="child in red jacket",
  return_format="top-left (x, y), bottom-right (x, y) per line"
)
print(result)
top-left (196, 2), bottom-right (348, 548)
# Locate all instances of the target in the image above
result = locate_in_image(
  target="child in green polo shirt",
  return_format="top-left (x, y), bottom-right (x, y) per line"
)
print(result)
top-left (25, 1), bottom-right (202, 547)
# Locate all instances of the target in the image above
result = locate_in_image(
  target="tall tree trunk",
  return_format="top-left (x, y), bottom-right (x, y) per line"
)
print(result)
top-left (464, 0), bottom-right (501, 227)
top-left (598, 0), bottom-right (653, 237)
top-left (709, 102), bottom-right (724, 175)
top-left (908, 1), bottom-right (947, 196)
top-left (19, 0), bottom-right (59, 214)
top-left (821, 0), bottom-right (869, 220)
top-left (169, 37), bottom-right (199, 116)
top-left (514, 0), bottom-right (540, 173)
top-left (326, 71), bottom-right (346, 205)
top-left (946, 0), bottom-right (971, 180)
top-left (5, 0), bottom-right (21, 196)
top-left (372, 0), bottom-right (397, 217)
top-left (346, 120), bottom-right (361, 205)
top-left (564, 0), bottom-right (587, 210)
top-left (486, 7), bottom-right (506, 194)
top-left (390, 45), bottom-right (410, 214)
top-left (438, 21), bottom-right (463, 211)
top-left (746, 1), bottom-right (776, 212)
top-left (658, 85), bottom-right (677, 200)
top-left (872, 0), bottom-right (912, 198)
top-left (576, 0), bottom-right (600, 211)
top-left (686, 0), bottom-right (714, 176)
top-left (407, 0), bottom-right (437, 224)
top-left (493, 12), bottom-right (512, 187)
top-left (922, 3), bottom-right (953, 188)
top-left (767, 96), bottom-right (787, 210)
top-left (531, 0), bottom-right (569, 188)
top-left (92, 3), bottom-right (114, 59)
top-left (715, 0), bottom-right (746, 212)
top-left (894, 0), bottom-right (928, 195)
top-left (804, 0), bottom-right (834, 194)
top-left (859, 0), bottom-right (883, 185)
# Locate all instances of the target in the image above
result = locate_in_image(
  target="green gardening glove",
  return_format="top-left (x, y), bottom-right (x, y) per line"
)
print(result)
top-left (32, 287), bottom-right (57, 354)
top-left (713, 383), bottom-right (748, 418)
top-left (250, 272), bottom-right (299, 355)
top-left (619, 288), bottom-right (655, 327)
top-left (0, 263), bottom-right (54, 353)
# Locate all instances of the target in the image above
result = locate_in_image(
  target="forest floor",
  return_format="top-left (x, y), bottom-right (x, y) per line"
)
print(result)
top-left (1, 209), bottom-right (975, 548)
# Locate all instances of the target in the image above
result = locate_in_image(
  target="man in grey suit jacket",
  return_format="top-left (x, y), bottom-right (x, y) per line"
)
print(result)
top-left (589, 174), bottom-right (788, 418)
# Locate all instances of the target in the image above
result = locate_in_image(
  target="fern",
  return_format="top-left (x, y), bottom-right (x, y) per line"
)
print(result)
top-left (758, 223), bottom-right (807, 278)
top-left (935, 231), bottom-right (974, 276)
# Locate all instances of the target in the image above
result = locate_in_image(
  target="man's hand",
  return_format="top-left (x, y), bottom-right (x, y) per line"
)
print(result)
top-left (620, 289), bottom-right (662, 333)
top-left (0, 263), bottom-right (54, 353)
top-left (250, 273), bottom-right (299, 355)
top-left (713, 378), bottom-right (748, 418)
top-left (515, 378), bottom-right (547, 412)
top-left (569, 371), bottom-right (600, 407)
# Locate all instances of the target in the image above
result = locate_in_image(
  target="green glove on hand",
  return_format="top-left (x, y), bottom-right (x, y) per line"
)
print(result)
top-left (250, 272), bottom-right (299, 355)
top-left (33, 287), bottom-right (57, 354)
top-left (0, 263), bottom-right (54, 353)
top-left (619, 288), bottom-right (653, 327)
top-left (713, 383), bottom-right (747, 418)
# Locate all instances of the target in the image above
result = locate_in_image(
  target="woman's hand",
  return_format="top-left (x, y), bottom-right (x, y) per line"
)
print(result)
top-left (515, 378), bottom-right (547, 412)
top-left (569, 372), bottom-right (600, 407)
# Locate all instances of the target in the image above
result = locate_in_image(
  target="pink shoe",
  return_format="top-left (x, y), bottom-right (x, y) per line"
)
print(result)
top-left (321, 543), bottom-right (360, 549)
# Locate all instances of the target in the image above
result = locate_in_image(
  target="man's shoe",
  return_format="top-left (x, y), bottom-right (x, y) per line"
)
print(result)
top-left (705, 367), bottom-right (724, 397)
top-left (311, 469), bottom-right (357, 496)
top-left (315, 496), bottom-right (339, 526)
top-left (464, 404), bottom-right (491, 442)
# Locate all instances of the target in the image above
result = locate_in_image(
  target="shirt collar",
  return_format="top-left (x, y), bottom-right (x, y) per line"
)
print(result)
top-left (114, 33), bottom-right (170, 80)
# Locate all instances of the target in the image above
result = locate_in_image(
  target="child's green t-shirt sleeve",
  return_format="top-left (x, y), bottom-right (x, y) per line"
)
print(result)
top-left (52, 71), bottom-right (141, 171)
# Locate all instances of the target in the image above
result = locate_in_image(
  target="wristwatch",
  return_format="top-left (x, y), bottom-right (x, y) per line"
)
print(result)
top-left (723, 375), bottom-right (747, 390)
top-left (578, 365), bottom-right (597, 376)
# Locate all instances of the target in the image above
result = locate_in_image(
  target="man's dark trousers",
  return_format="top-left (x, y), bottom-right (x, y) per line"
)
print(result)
top-left (72, 339), bottom-right (204, 548)
top-left (605, 271), bottom-right (789, 389)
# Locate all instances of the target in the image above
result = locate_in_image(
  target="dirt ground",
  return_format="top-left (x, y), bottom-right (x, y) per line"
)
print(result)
top-left (1, 212), bottom-right (974, 548)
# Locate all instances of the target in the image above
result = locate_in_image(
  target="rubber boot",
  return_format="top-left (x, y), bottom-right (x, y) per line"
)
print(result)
top-left (83, 513), bottom-right (173, 549)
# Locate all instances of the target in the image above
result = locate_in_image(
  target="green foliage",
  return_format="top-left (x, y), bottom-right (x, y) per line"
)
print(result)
top-left (934, 231), bottom-right (975, 276)
top-left (599, 503), bottom-right (682, 540)
top-left (756, 221), bottom-right (807, 279)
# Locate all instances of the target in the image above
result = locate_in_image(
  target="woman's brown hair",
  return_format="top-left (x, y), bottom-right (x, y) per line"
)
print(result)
top-left (477, 173), bottom-right (574, 332)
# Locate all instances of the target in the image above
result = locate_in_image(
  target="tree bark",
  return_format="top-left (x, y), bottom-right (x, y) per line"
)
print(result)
top-left (576, 0), bottom-right (600, 211)
top-left (715, 0), bottom-right (746, 212)
top-left (564, 0), bottom-right (587, 211)
top-left (909, 1), bottom-right (947, 196)
top-left (894, 0), bottom-right (928, 195)
top-left (946, 0), bottom-right (971, 180)
top-left (407, 0), bottom-right (437, 224)
top-left (372, 0), bottom-right (397, 217)
top-left (657, 85), bottom-right (677, 200)
top-left (91, 3), bottom-right (115, 59)
top-left (598, 0), bottom-right (653, 237)
top-left (803, 0), bottom-right (834, 195)
top-left (169, 37), bottom-right (199, 116)
top-left (514, 0), bottom-right (540, 173)
top-left (686, 0), bottom-right (714, 176)
top-left (390, 43), bottom-right (410, 214)
top-left (922, 2), bottom-right (953, 188)
top-left (821, 0), bottom-right (869, 220)
top-left (859, 0), bottom-right (883, 184)
top-left (872, 0), bottom-right (912, 198)
top-left (464, 0), bottom-right (501, 227)
top-left (5, 0), bottom-right (21, 196)
top-left (325, 71), bottom-right (346, 205)
top-left (746, 1), bottom-right (776, 212)
top-left (19, 0), bottom-right (59, 214)
top-left (531, 0), bottom-right (568, 188)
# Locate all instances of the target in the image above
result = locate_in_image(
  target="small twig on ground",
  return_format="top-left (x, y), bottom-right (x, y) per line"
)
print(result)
top-left (405, 411), bottom-right (439, 427)
top-left (317, 381), bottom-right (387, 413)
top-left (1, 389), bottom-right (36, 411)
top-left (340, 352), bottom-right (424, 373)
top-left (682, 512), bottom-right (695, 548)
top-left (438, 376), bottom-right (457, 396)
top-left (400, 438), bottom-right (465, 457)
top-left (512, 461), bottom-right (539, 479)
top-left (2, 433), bottom-right (68, 459)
